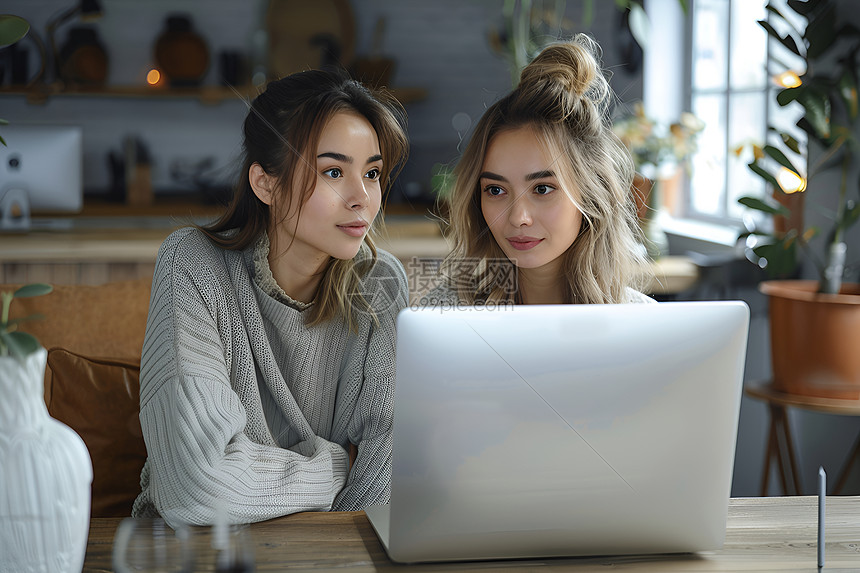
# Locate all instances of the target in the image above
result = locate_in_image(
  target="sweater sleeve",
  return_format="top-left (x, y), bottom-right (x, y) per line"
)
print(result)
top-left (138, 231), bottom-right (348, 526)
top-left (332, 251), bottom-right (408, 510)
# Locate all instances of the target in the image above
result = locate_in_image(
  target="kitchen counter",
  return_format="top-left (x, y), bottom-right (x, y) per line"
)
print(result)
top-left (2, 215), bottom-right (696, 295)
top-left (0, 215), bottom-right (450, 286)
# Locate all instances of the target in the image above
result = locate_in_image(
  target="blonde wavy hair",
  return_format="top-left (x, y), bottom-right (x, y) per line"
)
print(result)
top-left (441, 34), bottom-right (649, 304)
top-left (200, 68), bottom-right (408, 330)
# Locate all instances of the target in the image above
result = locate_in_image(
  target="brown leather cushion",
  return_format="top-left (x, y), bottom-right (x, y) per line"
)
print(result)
top-left (2, 278), bottom-right (151, 361)
top-left (45, 347), bottom-right (146, 518)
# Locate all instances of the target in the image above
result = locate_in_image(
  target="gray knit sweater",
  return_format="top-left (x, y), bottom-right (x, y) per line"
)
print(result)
top-left (131, 227), bottom-right (407, 526)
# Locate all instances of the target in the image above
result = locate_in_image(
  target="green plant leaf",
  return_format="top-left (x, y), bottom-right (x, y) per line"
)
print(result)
top-left (848, 133), bottom-right (860, 155)
top-left (796, 117), bottom-right (828, 147)
top-left (0, 15), bottom-right (29, 49)
top-left (778, 131), bottom-right (802, 154)
top-left (776, 85), bottom-right (802, 107)
top-left (752, 242), bottom-right (778, 259)
top-left (765, 4), bottom-right (787, 23)
top-left (744, 230), bottom-right (779, 240)
top-left (839, 23), bottom-right (860, 39)
top-left (430, 163), bottom-right (455, 199)
top-left (796, 87), bottom-right (832, 139)
top-left (838, 69), bottom-right (858, 120)
top-left (836, 200), bottom-right (860, 234)
top-left (758, 20), bottom-right (801, 57)
top-left (787, 0), bottom-right (822, 17)
top-left (13, 283), bottom-right (52, 298)
top-left (738, 196), bottom-right (791, 216)
top-left (752, 239), bottom-right (798, 278)
top-left (763, 144), bottom-right (802, 174)
top-left (748, 161), bottom-right (781, 190)
top-left (0, 330), bottom-right (39, 360)
top-left (805, 1), bottom-right (837, 59)
top-left (766, 4), bottom-right (803, 40)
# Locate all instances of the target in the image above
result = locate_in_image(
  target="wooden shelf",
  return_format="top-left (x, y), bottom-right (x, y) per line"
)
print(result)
top-left (0, 84), bottom-right (253, 105)
top-left (0, 84), bottom-right (427, 106)
top-left (70, 196), bottom-right (434, 219)
top-left (19, 193), bottom-right (227, 220)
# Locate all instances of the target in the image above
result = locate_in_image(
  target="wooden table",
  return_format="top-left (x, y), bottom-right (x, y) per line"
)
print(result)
top-left (83, 496), bottom-right (860, 571)
top-left (745, 382), bottom-right (860, 497)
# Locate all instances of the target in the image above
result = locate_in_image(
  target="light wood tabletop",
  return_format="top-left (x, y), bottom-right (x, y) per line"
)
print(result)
top-left (83, 496), bottom-right (860, 572)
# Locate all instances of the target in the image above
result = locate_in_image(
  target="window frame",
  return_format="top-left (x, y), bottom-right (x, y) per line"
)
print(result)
top-left (682, 0), bottom-right (773, 227)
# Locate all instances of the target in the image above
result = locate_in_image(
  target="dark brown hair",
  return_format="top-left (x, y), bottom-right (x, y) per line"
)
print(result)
top-left (200, 68), bottom-right (408, 327)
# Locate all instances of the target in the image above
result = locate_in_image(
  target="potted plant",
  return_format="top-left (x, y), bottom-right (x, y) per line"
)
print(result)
top-left (737, 0), bottom-right (860, 399)
top-left (488, 1), bottom-right (689, 87)
top-left (612, 102), bottom-right (705, 258)
top-left (0, 284), bottom-right (93, 572)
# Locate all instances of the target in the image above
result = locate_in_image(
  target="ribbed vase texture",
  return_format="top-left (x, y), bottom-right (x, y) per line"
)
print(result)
top-left (0, 348), bottom-right (93, 573)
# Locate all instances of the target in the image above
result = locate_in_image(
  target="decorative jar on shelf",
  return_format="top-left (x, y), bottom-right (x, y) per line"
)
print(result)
top-left (154, 14), bottom-right (210, 87)
top-left (58, 25), bottom-right (109, 86)
top-left (0, 348), bottom-right (93, 573)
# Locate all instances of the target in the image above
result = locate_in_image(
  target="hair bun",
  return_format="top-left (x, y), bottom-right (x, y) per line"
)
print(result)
top-left (515, 34), bottom-right (609, 123)
top-left (520, 41), bottom-right (594, 95)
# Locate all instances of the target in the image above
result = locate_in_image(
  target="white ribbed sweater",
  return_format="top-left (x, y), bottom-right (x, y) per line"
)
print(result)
top-left (131, 228), bottom-right (407, 526)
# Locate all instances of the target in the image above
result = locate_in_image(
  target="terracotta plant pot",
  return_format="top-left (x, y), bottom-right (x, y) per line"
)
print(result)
top-left (761, 280), bottom-right (860, 399)
top-left (632, 172), bottom-right (651, 221)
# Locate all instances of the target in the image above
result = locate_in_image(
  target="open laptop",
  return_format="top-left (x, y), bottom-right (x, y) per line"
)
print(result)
top-left (366, 301), bottom-right (749, 563)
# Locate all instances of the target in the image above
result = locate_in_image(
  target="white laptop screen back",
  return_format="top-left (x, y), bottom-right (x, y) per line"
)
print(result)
top-left (385, 301), bottom-right (749, 563)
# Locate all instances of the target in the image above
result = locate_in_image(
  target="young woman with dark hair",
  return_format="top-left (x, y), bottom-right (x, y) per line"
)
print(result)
top-left (132, 68), bottom-right (409, 526)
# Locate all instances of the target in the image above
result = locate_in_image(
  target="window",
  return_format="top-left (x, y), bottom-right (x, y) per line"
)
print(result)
top-left (687, 0), bottom-right (769, 224)
top-left (685, 0), bottom-right (805, 229)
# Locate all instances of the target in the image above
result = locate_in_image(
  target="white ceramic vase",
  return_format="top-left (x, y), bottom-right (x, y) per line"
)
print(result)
top-left (0, 348), bottom-right (93, 573)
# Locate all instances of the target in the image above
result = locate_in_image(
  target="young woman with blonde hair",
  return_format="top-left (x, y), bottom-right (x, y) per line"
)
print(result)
top-left (433, 34), bottom-right (652, 306)
top-left (132, 68), bottom-right (409, 526)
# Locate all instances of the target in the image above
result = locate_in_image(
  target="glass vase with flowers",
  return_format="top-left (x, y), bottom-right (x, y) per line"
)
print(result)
top-left (613, 103), bottom-right (705, 258)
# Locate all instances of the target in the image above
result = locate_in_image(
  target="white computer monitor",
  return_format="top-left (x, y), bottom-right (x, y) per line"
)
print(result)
top-left (0, 124), bottom-right (83, 214)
